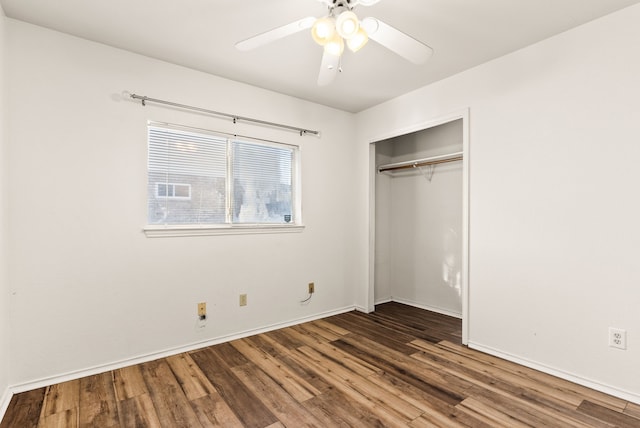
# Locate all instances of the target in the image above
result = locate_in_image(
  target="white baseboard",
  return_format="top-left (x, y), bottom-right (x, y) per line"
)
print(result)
top-left (354, 305), bottom-right (371, 313)
top-left (0, 386), bottom-right (12, 425)
top-left (9, 305), bottom-right (356, 395)
top-left (468, 341), bottom-right (640, 406)
top-left (388, 297), bottom-right (463, 319)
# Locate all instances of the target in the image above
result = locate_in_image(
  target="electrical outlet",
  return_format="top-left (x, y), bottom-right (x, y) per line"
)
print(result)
top-left (609, 327), bottom-right (627, 350)
top-left (197, 302), bottom-right (206, 319)
top-left (308, 282), bottom-right (315, 294)
top-left (239, 294), bottom-right (247, 306)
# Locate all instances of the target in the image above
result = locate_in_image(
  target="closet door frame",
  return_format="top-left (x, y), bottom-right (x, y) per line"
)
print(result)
top-left (368, 109), bottom-right (470, 345)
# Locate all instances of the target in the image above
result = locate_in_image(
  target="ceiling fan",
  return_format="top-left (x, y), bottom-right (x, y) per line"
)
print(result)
top-left (235, 0), bottom-right (433, 86)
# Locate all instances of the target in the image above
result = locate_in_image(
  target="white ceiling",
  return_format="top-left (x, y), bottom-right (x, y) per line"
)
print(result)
top-left (2, 0), bottom-right (639, 112)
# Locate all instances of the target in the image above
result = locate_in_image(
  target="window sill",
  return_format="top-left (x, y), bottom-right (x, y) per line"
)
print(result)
top-left (143, 224), bottom-right (305, 238)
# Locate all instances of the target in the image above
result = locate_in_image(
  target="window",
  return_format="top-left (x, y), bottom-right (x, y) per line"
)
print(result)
top-left (147, 123), bottom-right (300, 233)
top-left (156, 183), bottom-right (191, 199)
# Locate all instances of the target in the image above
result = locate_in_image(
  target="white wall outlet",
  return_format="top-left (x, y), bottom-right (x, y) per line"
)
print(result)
top-left (608, 327), bottom-right (627, 350)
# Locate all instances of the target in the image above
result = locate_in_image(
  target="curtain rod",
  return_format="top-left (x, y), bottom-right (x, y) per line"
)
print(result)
top-left (127, 93), bottom-right (320, 137)
top-left (378, 151), bottom-right (463, 173)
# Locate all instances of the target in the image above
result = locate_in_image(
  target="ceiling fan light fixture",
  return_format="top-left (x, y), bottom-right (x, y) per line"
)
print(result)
top-left (346, 27), bottom-right (369, 52)
top-left (356, 0), bottom-right (381, 5)
top-left (335, 10), bottom-right (360, 39)
top-left (311, 17), bottom-right (336, 45)
top-left (324, 32), bottom-right (345, 56)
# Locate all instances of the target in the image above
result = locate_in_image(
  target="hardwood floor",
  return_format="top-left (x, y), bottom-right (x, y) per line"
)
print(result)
top-left (2, 302), bottom-right (640, 427)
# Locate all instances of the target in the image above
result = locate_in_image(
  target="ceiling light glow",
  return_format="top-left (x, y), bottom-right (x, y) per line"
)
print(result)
top-left (346, 27), bottom-right (369, 52)
top-left (336, 11), bottom-right (360, 39)
top-left (324, 33), bottom-right (345, 56)
top-left (313, 7), bottom-right (372, 59)
top-left (311, 17), bottom-right (336, 45)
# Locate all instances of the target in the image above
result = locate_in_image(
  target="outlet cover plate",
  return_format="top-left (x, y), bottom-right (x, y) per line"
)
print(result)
top-left (198, 302), bottom-right (206, 317)
top-left (609, 327), bottom-right (627, 350)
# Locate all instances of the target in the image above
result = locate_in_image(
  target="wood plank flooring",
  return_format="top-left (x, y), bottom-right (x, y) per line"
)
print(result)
top-left (2, 302), bottom-right (639, 427)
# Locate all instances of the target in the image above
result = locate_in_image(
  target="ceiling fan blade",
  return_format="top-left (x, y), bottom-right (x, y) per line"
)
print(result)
top-left (236, 17), bottom-right (316, 51)
top-left (361, 17), bottom-right (433, 64)
top-left (317, 51), bottom-right (340, 86)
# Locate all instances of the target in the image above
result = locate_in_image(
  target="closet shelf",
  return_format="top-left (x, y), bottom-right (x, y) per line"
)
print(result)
top-left (377, 151), bottom-right (463, 173)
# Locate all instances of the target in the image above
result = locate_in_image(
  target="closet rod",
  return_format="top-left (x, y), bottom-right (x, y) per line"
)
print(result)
top-left (128, 93), bottom-right (320, 137)
top-left (378, 151), bottom-right (463, 173)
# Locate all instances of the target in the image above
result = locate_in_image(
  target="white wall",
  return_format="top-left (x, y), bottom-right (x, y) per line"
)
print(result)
top-left (5, 19), bottom-right (358, 387)
top-left (5, 2), bottom-right (640, 406)
top-left (375, 121), bottom-right (463, 316)
top-left (0, 3), bottom-right (10, 413)
top-left (357, 4), bottom-right (640, 402)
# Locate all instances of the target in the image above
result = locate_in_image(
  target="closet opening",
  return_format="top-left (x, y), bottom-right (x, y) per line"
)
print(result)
top-left (369, 112), bottom-right (469, 344)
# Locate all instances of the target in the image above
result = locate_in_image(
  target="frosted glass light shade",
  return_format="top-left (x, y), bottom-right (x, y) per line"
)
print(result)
top-left (324, 33), bottom-right (345, 56)
top-left (311, 17), bottom-right (336, 46)
top-left (346, 27), bottom-right (369, 52)
top-left (336, 11), bottom-right (360, 39)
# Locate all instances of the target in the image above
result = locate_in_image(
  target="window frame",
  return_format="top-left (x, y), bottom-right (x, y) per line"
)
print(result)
top-left (144, 122), bottom-right (304, 237)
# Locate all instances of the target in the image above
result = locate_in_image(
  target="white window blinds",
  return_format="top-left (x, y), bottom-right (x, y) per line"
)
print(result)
top-left (148, 123), bottom-right (298, 226)
top-left (232, 141), bottom-right (294, 224)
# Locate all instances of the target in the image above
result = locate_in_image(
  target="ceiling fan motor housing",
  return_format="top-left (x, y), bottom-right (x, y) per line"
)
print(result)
top-left (329, 0), bottom-right (353, 7)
